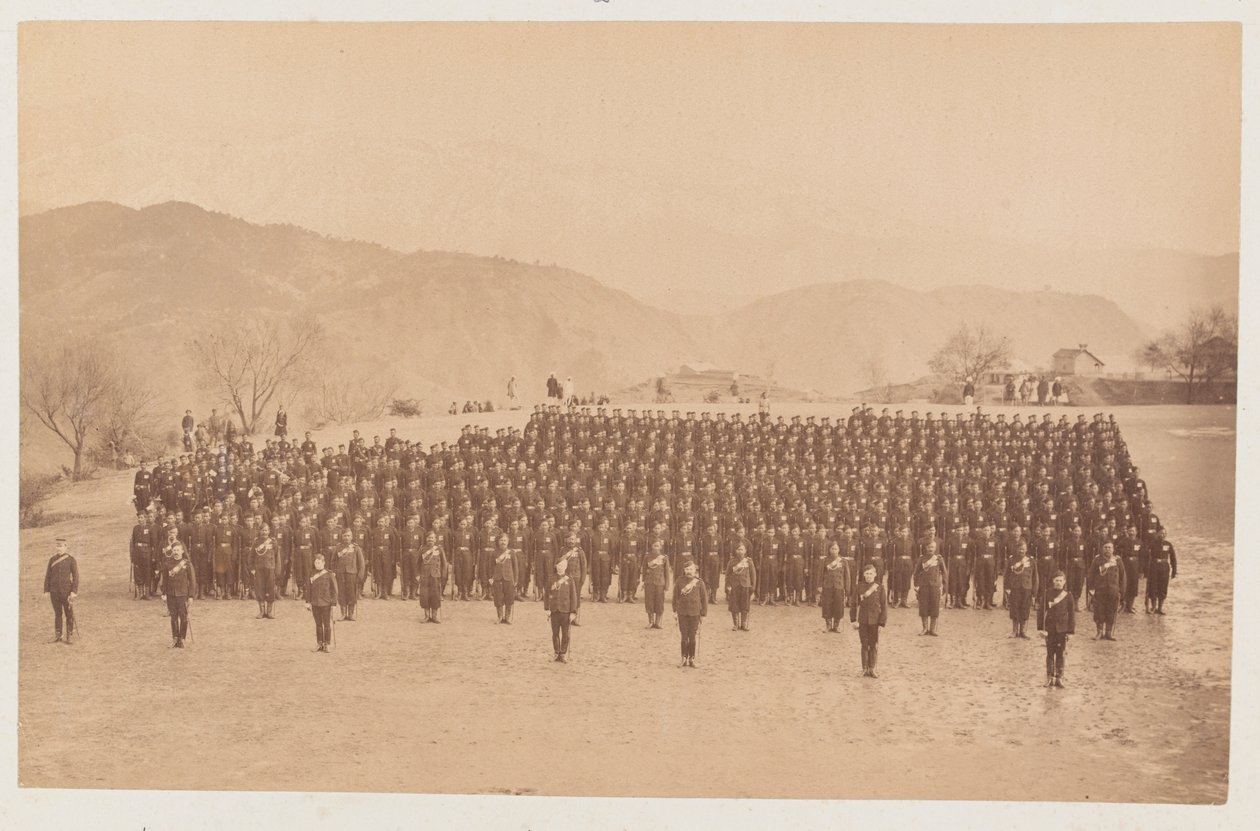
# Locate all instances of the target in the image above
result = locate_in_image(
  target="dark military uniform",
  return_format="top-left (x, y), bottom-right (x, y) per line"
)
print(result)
top-left (43, 549), bottom-right (79, 642)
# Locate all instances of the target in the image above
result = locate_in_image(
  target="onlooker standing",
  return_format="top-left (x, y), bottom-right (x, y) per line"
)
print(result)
top-left (962, 377), bottom-right (976, 406)
top-left (1051, 377), bottom-right (1063, 406)
top-left (1037, 376), bottom-right (1049, 406)
top-left (274, 405), bottom-right (288, 439)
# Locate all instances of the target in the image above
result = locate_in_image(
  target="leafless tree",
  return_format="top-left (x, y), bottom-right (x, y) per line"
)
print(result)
top-left (21, 335), bottom-right (157, 478)
top-left (927, 323), bottom-right (1012, 383)
top-left (95, 369), bottom-right (167, 462)
top-left (188, 312), bottom-right (324, 434)
top-left (307, 365), bottom-right (399, 426)
top-left (1139, 305), bottom-right (1238, 404)
top-left (863, 356), bottom-right (893, 404)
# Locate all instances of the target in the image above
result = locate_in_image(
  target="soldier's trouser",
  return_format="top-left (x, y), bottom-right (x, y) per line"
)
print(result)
top-left (50, 591), bottom-right (75, 636)
top-left (619, 561), bottom-right (640, 598)
top-left (1093, 588), bottom-right (1119, 625)
top-left (1067, 562), bottom-right (1085, 601)
top-left (418, 576), bottom-right (442, 610)
top-left (1008, 588), bottom-right (1031, 623)
top-left (820, 586), bottom-right (845, 620)
top-left (492, 580), bottom-right (514, 610)
top-left (1147, 563), bottom-right (1170, 601)
top-left (550, 611), bottom-right (571, 655)
top-left (644, 584), bottom-right (665, 615)
top-left (678, 614), bottom-right (700, 659)
top-left (133, 558), bottom-right (150, 593)
top-left (1045, 632), bottom-right (1067, 675)
top-left (311, 605), bottom-right (332, 645)
top-left (729, 585), bottom-right (752, 614)
top-left (254, 568), bottom-right (275, 602)
top-left (454, 554), bottom-right (474, 595)
top-left (591, 557), bottom-right (611, 597)
top-left (167, 596), bottom-right (188, 639)
top-left (400, 556), bottom-right (418, 597)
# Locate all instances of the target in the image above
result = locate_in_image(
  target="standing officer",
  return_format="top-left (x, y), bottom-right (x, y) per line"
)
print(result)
top-left (1145, 528), bottom-right (1178, 615)
top-left (43, 537), bottom-right (78, 644)
top-left (130, 511), bottom-right (156, 599)
top-left (887, 525), bottom-right (915, 608)
top-left (913, 539), bottom-right (945, 637)
top-left (642, 538), bottom-right (672, 629)
top-left (850, 562), bottom-right (888, 678)
top-left (1087, 541), bottom-right (1125, 641)
top-left (820, 541), bottom-right (852, 633)
top-left (727, 543), bottom-right (757, 631)
top-left (333, 528), bottom-right (365, 622)
top-left (1004, 540), bottom-right (1037, 639)
top-left (545, 559), bottom-right (578, 662)
top-left (160, 540), bottom-right (196, 647)
top-left (672, 562), bottom-right (708, 668)
top-left (491, 534), bottom-right (517, 624)
top-left (417, 532), bottom-right (448, 624)
top-left (252, 524), bottom-right (278, 620)
top-left (1036, 570), bottom-right (1075, 688)
top-left (305, 554), bottom-right (338, 652)
top-left (1117, 524), bottom-right (1144, 614)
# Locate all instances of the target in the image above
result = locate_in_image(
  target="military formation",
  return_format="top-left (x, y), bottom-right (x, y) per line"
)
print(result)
top-left (89, 403), bottom-right (1181, 680)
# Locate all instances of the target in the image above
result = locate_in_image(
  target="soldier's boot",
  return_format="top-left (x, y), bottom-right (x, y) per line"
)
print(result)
top-left (348, 603), bottom-right (357, 621)
top-left (928, 617), bottom-right (938, 636)
top-left (1055, 656), bottom-right (1066, 687)
top-left (51, 630), bottom-right (62, 643)
top-left (868, 645), bottom-right (879, 678)
top-left (1009, 621), bottom-right (1019, 638)
top-left (731, 612), bottom-right (740, 631)
top-left (506, 607), bottom-right (513, 624)
top-left (1094, 624), bottom-right (1103, 639)
top-left (256, 602), bottom-right (265, 619)
top-left (860, 646), bottom-right (869, 675)
top-left (267, 601), bottom-right (275, 619)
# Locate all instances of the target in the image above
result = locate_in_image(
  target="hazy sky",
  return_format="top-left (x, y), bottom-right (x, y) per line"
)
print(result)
top-left (19, 22), bottom-right (1241, 256)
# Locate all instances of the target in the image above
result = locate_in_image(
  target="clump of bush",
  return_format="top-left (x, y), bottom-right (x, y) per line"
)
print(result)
top-left (20, 473), bottom-right (60, 528)
top-left (389, 398), bottom-right (424, 418)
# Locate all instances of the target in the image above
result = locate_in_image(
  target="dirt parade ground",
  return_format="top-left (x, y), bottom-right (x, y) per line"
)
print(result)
top-left (16, 403), bottom-right (1234, 802)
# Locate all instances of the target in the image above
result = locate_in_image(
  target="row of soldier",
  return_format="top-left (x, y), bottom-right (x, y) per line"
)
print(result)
top-left (128, 405), bottom-right (1175, 636)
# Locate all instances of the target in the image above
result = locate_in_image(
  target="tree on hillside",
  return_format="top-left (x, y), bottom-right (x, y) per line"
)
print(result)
top-left (307, 363), bottom-right (399, 426)
top-left (21, 335), bottom-right (160, 478)
top-left (1139, 305), bottom-right (1238, 404)
top-left (927, 323), bottom-right (1012, 384)
top-left (863, 356), bottom-right (893, 404)
top-left (188, 312), bottom-right (324, 434)
top-left (95, 369), bottom-right (167, 462)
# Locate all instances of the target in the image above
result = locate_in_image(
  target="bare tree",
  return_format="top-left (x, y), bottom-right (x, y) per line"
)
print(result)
top-left (863, 355), bottom-right (893, 404)
top-left (188, 312), bottom-right (324, 434)
top-left (927, 323), bottom-right (1012, 383)
top-left (1139, 305), bottom-right (1238, 404)
top-left (20, 334), bottom-right (158, 475)
top-left (95, 368), bottom-right (167, 462)
top-left (307, 365), bottom-right (399, 426)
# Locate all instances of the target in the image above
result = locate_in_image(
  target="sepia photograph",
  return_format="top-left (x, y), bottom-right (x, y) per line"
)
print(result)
top-left (6, 2), bottom-right (1256, 828)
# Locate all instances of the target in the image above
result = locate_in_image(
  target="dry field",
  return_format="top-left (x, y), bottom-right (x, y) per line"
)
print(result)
top-left (17, 403), bottom-right (1234, 802)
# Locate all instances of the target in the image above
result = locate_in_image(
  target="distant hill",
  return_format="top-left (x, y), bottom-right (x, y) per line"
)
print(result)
top-left (19, 132), bottom-right (1237, 327)
top-left (20, 201), bottom-right (1155, 415)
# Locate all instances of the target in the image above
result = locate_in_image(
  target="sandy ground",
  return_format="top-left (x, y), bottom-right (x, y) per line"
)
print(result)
top-left (17, 403), bottom-right (1234, 802)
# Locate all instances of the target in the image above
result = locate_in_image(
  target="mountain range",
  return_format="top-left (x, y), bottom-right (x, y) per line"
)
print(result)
top-left (21, 201), bottom-right (1165, 410)
top-left (19, 132), bottom-right (1238, 327)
